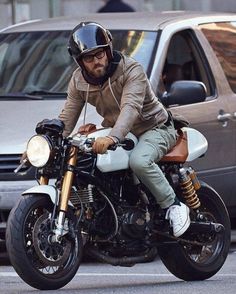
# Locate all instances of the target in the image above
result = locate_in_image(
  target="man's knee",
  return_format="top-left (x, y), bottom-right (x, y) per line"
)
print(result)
top-left (129, 153), bottom-right (152, 175)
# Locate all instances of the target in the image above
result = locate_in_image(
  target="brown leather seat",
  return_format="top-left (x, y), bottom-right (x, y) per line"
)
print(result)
top-left (161, 129), bottom-right (188, 163)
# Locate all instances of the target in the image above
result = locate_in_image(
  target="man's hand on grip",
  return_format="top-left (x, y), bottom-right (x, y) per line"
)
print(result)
top-left (92, 137), bottom-right (115, 154)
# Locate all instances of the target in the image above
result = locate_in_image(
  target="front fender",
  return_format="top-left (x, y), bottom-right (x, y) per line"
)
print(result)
top-left (22, 185), bottom-right (59, 205)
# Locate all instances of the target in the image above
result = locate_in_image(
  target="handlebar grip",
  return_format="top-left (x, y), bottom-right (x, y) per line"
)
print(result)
top-left (108, 144), bottom-right (117, 151)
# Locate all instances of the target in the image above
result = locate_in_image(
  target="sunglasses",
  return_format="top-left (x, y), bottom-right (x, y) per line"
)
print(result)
top-left (82, 50), bottom-right (106, 63)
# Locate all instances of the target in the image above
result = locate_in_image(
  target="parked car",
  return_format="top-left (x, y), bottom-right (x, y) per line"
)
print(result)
top-left (0, 11), bottom-right (236, 240)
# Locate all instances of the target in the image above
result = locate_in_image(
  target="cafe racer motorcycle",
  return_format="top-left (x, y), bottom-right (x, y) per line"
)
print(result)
top-left (6, 119), bottom-right (230, 290)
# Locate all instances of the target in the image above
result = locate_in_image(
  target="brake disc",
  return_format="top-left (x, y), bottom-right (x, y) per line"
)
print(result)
top-left (32, 213), bottom-right (72, 266)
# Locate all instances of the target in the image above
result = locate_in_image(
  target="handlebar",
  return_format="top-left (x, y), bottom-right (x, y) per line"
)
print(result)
top-left (108, 138), bottom-right (135, 151)
top-left (71, 135), bottom-right (135, 153)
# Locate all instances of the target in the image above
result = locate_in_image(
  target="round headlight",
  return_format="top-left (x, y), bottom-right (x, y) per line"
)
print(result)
top-left (26, 135), bottom-right (52, 167)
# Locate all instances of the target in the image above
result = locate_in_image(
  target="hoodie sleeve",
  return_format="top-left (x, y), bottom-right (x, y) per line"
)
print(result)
top-left (58, 74), bottom-right (85, 137)
top-left (109, 61), bottom-right (146, 141)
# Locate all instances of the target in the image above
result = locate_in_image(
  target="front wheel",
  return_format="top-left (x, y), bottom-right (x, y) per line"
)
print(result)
top-left (6, 194), bottom-right (83, 290)
top-left (158, 182), bottom-right (231, 281)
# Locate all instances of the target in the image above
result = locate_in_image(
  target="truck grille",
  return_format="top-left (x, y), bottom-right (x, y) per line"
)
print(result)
top-left (0, 154), bottom-right (34, 180)
top-left (0, 154), bottom-right (26, 173)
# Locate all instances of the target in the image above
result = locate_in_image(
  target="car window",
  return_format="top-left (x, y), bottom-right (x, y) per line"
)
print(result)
top-left (112, 30), bottom-right (158, 74)
top-left (158, 29), bottom-right (214, 101)
top-left (199, 22), bottom-right (236, 93)
top-left (0, 31), bottom-right (75, 97)
top-left (0, 30), bottom-right (157, 99)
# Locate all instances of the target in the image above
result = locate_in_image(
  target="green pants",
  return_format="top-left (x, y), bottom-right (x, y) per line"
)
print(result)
top-left (129, 123), bottom-right (177, 209)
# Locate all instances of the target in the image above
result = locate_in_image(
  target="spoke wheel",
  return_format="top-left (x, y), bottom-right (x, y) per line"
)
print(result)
top-left (6, 195), bottom-right (83, 290)
top-left (32, 213), bottom-right (72, 267)
top-left (158, 183), bottom-right (231, 281)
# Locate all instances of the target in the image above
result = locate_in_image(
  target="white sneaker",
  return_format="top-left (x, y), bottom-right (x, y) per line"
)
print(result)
top-left (165, 202), bottom-right (190, 237)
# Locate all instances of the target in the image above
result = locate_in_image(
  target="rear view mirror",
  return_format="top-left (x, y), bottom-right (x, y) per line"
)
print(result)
top-left (161, 81), bottom-right (207, 107)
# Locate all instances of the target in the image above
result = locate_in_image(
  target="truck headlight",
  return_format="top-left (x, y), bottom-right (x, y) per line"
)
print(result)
top-left (26, 135), bottom-right (52, 167)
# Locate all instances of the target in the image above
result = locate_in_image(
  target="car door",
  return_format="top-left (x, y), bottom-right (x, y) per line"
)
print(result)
top-left (156, 27), bottom-right (236, 216)
top-left (199, 21), bottom-right (236, 214)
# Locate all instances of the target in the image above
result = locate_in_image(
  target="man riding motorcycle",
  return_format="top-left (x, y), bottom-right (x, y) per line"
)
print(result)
top-left (59, 21), bottom-right (190, 237)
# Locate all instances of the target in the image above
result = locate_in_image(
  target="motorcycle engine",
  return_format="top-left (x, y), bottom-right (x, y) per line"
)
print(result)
top-left (101, 207), bottom-right (152, 257)
top-left (119, 207), bottom-right (149, 240)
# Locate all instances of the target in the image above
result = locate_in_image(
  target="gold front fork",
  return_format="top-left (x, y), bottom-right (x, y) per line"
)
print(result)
top-left (59, 146), bottom-right (78, 212)
top-left (39, 176), bottom-right (49, 185)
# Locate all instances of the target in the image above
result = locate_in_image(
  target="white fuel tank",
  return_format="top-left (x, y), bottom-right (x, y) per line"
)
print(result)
top-left (87, 128), bottom-right (138, 172)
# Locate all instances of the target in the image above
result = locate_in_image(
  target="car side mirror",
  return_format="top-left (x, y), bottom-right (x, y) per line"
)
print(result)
top-left (161, 80), bottom-right (207, 107)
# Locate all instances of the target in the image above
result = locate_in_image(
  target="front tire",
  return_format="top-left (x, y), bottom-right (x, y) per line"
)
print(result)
top-left (6, 194), bottom-right (83, 290)
top-left (158, 182), bottom-right (231, 281)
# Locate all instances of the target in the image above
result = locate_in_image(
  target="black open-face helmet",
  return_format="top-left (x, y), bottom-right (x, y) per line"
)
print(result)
top-left (68, 21), bottom-right (113, 65)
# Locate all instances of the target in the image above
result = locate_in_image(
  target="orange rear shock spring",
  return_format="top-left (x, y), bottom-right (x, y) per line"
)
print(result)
top-left (179, 167), bottom-right (201, 209)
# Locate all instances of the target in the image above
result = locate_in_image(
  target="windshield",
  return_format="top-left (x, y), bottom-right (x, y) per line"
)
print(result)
top-left (0, 30), bottom-right (157, 99)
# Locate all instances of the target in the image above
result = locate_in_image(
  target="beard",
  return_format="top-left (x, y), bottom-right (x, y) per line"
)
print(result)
top-left (81, 51), bottom-right (120, 86)
top-left (86, 59), bottom-right (109, 78)
top-left (92, 65), bottom-right (107, 78)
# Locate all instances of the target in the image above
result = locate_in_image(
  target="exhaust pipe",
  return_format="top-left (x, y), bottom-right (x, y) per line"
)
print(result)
top-left (86, 246), bottom-right (158, 266)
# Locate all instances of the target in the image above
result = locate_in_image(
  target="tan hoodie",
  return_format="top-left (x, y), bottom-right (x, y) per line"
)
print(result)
top-left (59, 53), bottom-right (168, 140)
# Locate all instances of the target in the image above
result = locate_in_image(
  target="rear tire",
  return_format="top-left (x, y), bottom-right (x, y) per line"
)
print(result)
top-left (6, 194), bottom-right (83, 290)
top-left (158, 182), bottom-right (231, 280)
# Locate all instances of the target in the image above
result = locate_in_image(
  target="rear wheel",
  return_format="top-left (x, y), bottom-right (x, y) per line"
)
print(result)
top-left (6, 194), bottom-right (83, 290)
top-left (158, 182), bottom-right (231, 280)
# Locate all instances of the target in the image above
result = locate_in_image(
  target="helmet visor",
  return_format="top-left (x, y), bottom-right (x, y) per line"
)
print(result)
top-left (73, 24), bottom-right (110, 57)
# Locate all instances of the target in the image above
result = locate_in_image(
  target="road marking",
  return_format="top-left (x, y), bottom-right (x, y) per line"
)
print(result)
top-left (76, 273), bottom-right (176, 277)
top-left (0, 272), bottom-right (18, 277)
top-left (1, 272), bottom-right (236, 277)
top-left (76, 273), bottom-right (236, 277)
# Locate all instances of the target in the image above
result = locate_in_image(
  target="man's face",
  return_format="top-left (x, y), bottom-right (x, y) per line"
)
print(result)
top-left (82, 48), bottom-right (109, 78)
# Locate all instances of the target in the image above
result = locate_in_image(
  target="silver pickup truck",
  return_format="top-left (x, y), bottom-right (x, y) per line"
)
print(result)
top-left (0, 11), bottom-right (236, 241)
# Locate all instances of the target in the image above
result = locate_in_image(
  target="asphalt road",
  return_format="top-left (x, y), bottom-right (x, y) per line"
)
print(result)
top-left (1, 241), bottom-right (236, 294)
